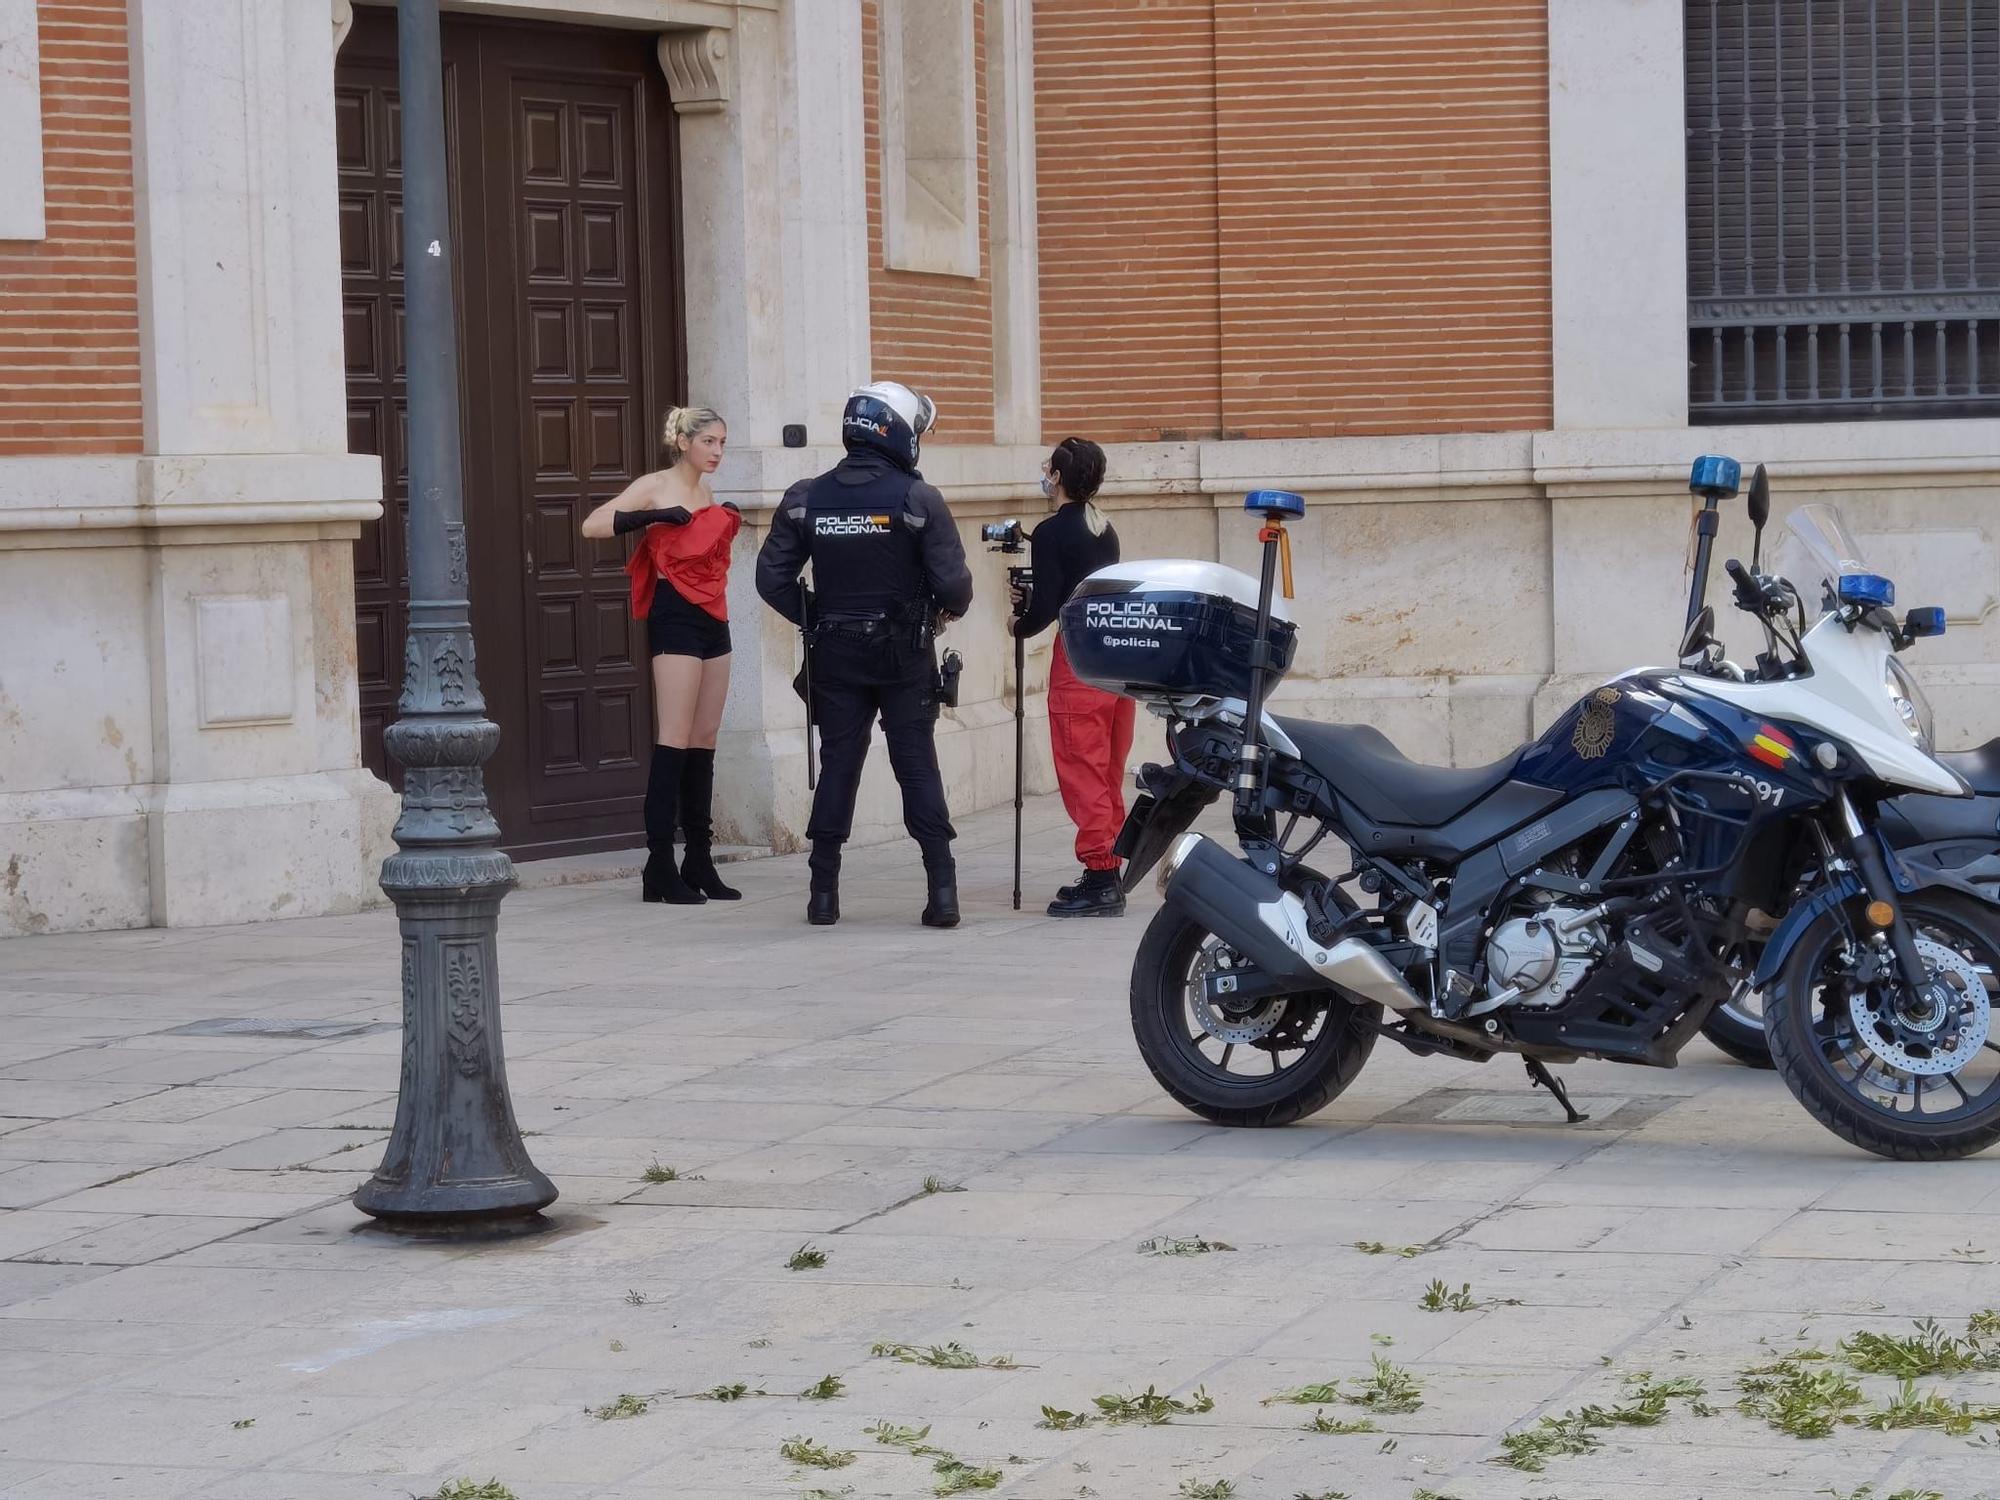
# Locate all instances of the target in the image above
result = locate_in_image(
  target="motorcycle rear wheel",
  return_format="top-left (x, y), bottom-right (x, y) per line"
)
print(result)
top-left (1766, 890), bottom-right (2000, 1161)
top-left (1129, 904), bottom-right (1379, 1127)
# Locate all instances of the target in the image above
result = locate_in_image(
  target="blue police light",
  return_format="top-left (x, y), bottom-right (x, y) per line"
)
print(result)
top-left (1245, 489), bottom-right (1306, 519)
top-left (1688, 454), bottom-right (1741, 499)
top-left (1837, 572), bottom-right (1896, 608)
top-left (1905, 606), bottom-right (1947, 638)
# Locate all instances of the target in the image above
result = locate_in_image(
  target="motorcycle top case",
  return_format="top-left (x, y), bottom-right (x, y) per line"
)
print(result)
top-left (1057, 560), bottom-right (1297, 705)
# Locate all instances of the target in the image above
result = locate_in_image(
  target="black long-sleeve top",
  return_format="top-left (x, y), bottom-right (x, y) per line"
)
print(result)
top-left (1015, 501), bottom-right (1120, 638)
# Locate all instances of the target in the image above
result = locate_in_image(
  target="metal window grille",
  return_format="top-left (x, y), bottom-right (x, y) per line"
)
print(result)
top-left (1686, 0), bottom-right (2000, 422)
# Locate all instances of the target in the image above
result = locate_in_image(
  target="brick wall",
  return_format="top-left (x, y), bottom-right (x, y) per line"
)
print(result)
top-left (861, 0), bottom-right (996, 445)
top-left (1034, 0), bottom-right (1552, 443)
top-left (1035, 0), bottom-right (1221, 444)
top-left (0, 0), bottom-right (141, 456)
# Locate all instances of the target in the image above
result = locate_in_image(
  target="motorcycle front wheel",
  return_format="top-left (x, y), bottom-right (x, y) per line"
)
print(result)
top-left (1129, 905), bottom-right (1380, 1127)
top-left (1700, 984), bottom-right (1776, 1068)
top-left (1766, 890), bottom-right (2000, 1160)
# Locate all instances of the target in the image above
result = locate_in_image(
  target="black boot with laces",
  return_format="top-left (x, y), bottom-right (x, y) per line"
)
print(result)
top-left (1047, 867), bottom-right (1124, 918)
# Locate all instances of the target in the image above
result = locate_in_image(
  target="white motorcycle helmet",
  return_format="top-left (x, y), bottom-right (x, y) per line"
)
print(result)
top-left (842, 380), bottom-right (939, 470)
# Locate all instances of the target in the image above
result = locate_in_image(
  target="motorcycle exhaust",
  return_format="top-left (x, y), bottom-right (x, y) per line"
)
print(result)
top-left (1160, 834), bottom-right (1425, 1013)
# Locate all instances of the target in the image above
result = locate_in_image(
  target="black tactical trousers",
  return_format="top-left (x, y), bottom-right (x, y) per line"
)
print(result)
top-left (806, 629), bottom-right (955, 887)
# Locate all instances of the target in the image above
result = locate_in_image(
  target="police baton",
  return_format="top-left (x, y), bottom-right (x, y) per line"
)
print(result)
top-left (800, 588), bottom-right (818, 790)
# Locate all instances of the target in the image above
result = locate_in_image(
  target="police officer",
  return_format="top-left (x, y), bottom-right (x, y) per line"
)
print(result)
top-left (756, 382), bottom-right (974, 928)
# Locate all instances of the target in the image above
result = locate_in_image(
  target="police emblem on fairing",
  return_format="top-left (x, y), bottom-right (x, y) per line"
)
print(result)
top-left (1571, 686), bottom-right (1621, 760)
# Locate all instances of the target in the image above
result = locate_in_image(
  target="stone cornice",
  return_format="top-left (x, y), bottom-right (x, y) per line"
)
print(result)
top-left (0, 453), bottom-right (383, 536)
top-left (710, 423), bottom-right (2000, 513)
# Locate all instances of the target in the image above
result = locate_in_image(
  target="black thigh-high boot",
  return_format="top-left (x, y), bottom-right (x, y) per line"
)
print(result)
top-left (678, 748), bottom-right (741, 900)
top-left (643, 745), bottom-right (705, 905)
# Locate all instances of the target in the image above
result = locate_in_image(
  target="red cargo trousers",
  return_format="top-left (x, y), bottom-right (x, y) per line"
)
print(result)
top-left (1049, 635), bottom-right (1138, 871)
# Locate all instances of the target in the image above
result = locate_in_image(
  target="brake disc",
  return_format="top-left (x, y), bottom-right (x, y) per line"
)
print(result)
top-left (1188, 942), bottom-right (1288, 1045)
top-left (1847, 935), bottom-right (1992, 1076)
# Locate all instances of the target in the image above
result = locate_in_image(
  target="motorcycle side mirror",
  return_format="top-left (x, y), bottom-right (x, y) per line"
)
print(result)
top-left (1680, 603), bottom-right (1715, 661)
top-left (1746, 464), bottom-right (1770, 568)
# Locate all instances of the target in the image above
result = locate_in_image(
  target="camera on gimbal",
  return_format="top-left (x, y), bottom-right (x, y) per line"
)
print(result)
top-left (982, 519), bottom-right (1032, 618)
top-left (980, 519), bottom-right (1026, 553)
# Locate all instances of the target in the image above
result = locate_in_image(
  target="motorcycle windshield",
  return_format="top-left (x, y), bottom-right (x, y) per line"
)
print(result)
top-left (1783, 502), bottom-right (1878, 600)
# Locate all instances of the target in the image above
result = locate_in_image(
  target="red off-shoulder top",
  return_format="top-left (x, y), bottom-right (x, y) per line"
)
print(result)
top-left (626, 503), bottom-right (742, 622)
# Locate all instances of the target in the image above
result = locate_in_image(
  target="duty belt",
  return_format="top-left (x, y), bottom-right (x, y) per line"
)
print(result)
top-left (812, 613), bottom-right (892, 641)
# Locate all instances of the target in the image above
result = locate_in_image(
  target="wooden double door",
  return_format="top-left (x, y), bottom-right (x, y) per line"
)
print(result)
top-left (337, 8), bottom-right (682, 857)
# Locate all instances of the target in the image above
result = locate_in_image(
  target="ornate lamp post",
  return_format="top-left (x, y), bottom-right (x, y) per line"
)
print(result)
top-left (354, 0), bottom-right (556, 1229)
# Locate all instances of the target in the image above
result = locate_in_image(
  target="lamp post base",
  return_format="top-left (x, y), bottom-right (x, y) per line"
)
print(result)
top-left (353, 848), bottom-right (557, 1226)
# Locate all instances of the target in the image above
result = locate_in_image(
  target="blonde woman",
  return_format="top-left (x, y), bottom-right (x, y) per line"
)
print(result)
top-left (581, 407), bottom-right (742, 904)
top-left (1010, 437), bottom-right (1135, 917)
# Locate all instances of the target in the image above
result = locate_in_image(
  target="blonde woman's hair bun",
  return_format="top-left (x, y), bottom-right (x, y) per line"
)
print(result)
top-left (661, 405), bottom-right (725, 461)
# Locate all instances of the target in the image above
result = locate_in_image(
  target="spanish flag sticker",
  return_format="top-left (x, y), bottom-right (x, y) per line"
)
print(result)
top-left (1749, 723), bottom-right (1795, 770)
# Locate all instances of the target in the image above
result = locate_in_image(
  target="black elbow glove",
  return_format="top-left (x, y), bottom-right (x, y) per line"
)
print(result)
top-left (613, 505), bottom-right (692, 535)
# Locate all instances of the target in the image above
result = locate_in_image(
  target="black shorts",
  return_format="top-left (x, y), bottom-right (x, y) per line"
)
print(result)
top-left (648, 577), bottom-right (731, 660)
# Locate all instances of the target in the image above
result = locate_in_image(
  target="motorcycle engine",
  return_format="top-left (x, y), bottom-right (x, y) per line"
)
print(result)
top-left (1484, 903), bottom-right (1606, 1009)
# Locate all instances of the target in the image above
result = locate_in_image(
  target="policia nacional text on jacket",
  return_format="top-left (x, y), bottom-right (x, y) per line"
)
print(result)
top-left (755, 382), bottom-right (974, 928)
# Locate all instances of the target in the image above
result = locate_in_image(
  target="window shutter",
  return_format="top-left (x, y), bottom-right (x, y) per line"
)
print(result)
top-left (1687, 0), bottom-right (2000, 420)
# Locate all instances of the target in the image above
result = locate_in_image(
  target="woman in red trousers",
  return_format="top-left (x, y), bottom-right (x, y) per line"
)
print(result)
top-left (581, 406), bottom-right (743, 905)
top-left (1011, 437), bottom-right (1136, 917)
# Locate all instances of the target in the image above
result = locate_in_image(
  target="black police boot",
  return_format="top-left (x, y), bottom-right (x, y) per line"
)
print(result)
top-left (1048, 867), bottom-right (1125, 918)
top-left (807, 840), bottom-right (840, 926)
top-left (677, 749), bottom-right (741, 900)
top-left (921, 855), bottom-right (959, 929)
top-left (642, 746), bottom-right (706, 906)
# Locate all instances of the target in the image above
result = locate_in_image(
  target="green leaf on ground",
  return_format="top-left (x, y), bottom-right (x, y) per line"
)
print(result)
top-left (1862, 1378), bottom-right (2000, 1435)
top-left (1418, 1279), bottom-right (1478, 1313)
top-left (1346, 1355), bottom-right (1424, 1414)
top-left (865, 1420), bottom-right (933, 1448)
top-left (1036, 1405), bottom-right (1093, 1431)
top-left (587, 1392), bottom-right (656, 1420)
top-left (1842, 1317), bottom-right (2000, 1376)
top-left (871, 1340), bottom-right (1020, 1370)
top-left (1137, 1235), bottom-right (1236, 1256)
top-left (787, 1244), bottom-right (828, 1271)
top-left (1496, 1411), bottom-right (1603, 1471)
top-left (1089, 1385), bottom-right (1214, 1425)
top-left (1736, 1352), bottom-right (1863, 1438)
top-left (933, 1457), bottom-right (1003, 1494)
top-left (1353, 1240), bottom-right (1425, 1257)
top-left (780, 1436), bottom-right (857, 1469)
top-left (1302, 1410), bottom-right (1376, 1435)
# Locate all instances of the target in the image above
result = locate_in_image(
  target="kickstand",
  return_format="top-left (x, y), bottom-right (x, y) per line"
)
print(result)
top-left (1524, 1058), bottom-right (1589, 1124)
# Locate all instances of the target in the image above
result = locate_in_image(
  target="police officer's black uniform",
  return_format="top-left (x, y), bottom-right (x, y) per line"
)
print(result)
top-left (756, 384), bottom-right (974, 927)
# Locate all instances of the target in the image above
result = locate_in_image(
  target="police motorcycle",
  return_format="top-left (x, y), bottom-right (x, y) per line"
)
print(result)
top-left (1681, 466), bottom-right (2000, 1067)
top-left (1059, 463), bottom-right (2000, 1160)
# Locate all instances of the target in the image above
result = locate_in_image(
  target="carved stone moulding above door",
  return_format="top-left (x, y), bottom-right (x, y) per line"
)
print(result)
top-left (657, 28), bottom-right (729, 115)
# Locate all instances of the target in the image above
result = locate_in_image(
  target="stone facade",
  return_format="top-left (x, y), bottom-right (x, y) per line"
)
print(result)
top-left (3, 0), bottom-right (1997, 936)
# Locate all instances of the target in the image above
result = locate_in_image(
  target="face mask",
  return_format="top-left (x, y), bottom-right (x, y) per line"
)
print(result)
top-left (1039, 473), bottom-right (1055, 499)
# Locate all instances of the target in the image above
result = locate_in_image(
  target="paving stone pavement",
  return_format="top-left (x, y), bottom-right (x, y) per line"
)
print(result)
top-left (4, 797), bottom-right (2000, 1500)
